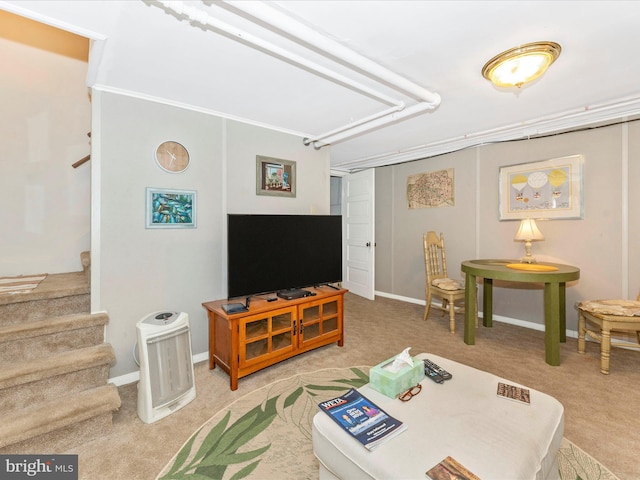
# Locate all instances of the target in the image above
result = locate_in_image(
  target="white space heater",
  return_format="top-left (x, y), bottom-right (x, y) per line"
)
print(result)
top-left (136, 311), bottom-right (196, 424)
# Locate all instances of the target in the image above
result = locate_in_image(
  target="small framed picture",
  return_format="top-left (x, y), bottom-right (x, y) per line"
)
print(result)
top-left (146, 188), bottom-right (196, 228)
top-left (256, 155), bottom-right (296, 197)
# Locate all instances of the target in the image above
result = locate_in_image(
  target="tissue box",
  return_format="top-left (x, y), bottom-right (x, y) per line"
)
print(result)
top-left (369, 355), bottom-right (425, 398)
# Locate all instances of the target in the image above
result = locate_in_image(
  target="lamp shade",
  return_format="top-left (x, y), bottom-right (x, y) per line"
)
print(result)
top-left (514, 218), bottom-right (544, 241)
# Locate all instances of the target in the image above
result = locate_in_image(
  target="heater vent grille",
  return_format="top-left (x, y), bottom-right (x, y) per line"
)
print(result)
top-left (146, 325), bottom-right (193, 408)
top-left (137, 312), bottom-right (196, 423)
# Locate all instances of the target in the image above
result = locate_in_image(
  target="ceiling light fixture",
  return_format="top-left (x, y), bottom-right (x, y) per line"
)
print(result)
top-left (482, 41), bottom-right (561, 88)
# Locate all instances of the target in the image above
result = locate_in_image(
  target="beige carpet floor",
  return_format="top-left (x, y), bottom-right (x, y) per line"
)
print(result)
top-left (68, 293), bottom-right (639, 479)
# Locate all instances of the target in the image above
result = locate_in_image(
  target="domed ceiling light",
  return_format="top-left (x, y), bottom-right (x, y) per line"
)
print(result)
top-left (482, 41), bottom-right (561, 88)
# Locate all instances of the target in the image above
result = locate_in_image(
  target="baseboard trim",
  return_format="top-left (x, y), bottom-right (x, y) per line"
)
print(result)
top-left (373, 290), bottom-right (580, 339)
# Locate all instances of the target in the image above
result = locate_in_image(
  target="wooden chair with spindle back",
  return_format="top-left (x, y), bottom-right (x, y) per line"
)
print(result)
top-left (423, 231), bottom-right (477, 333)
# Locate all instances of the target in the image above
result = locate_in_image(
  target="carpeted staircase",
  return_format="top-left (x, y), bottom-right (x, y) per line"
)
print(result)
top-left (0, 252), bottom-right (121, 453)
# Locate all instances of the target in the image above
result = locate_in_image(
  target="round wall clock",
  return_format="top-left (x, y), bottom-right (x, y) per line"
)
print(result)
top-left (154, 141), bottom-right (190, 173)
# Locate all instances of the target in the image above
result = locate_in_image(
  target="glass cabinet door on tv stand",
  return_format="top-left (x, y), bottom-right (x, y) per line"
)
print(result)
top-left (299, 297), bottom-right (341, 348)
top-left (240, 306), bottom-right (296, 367)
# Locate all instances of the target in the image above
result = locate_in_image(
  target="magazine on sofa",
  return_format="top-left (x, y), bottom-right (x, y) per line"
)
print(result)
top-left (318, 388), bottom-right (406, 450)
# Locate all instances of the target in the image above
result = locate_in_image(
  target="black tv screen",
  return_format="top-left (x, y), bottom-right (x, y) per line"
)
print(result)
top-left (227, 214), bottom-right (342, 299)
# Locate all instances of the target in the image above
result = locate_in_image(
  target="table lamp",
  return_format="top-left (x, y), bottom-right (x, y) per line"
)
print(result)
top-left (514, 218), bottom-right (544, 263)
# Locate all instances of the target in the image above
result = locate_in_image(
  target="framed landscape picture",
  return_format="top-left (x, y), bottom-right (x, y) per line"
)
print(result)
top-left (146, 188), bottom-right (196, 228)
top-left (256, 156), bottom-right (296, 197)
top-left (499, 155), bottom-right (583, 220)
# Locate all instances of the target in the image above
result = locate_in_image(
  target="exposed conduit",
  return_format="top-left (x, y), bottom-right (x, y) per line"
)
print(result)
top-left (334, 94), bottom-right (640, 170)
top-left (219, 0), bottom-right (441, 148)
top-left (303, 105), bottom-right (404, 148)
top-left (156, 0), bottom-right (403, 109)
top-left (156, 1), bottom-right (441, 149)
top-left (223, 1), bottom-right (439, 104)
top-left (311, 102), bottom-right (436, 149)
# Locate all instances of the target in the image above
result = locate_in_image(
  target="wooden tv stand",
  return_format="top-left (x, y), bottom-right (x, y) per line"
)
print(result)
top-left (202, 286), bottom-right (347, 390)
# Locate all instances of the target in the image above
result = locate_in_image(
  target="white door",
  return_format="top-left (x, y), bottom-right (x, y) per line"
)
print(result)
top-left (341, 169), bottom-right (375, 300)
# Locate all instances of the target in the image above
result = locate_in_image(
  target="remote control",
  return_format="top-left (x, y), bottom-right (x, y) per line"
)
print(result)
top-left (423, 359), bottom-right (453, 381)
top-left (425, 367), bottom-right (444, 384)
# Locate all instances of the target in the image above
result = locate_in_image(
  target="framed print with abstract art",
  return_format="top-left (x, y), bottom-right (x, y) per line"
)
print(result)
top-left (146, 188), bottom-right (196, 228)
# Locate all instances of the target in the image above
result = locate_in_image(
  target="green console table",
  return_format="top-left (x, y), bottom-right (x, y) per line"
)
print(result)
top-left (461, 259), bottom-right (580, 366)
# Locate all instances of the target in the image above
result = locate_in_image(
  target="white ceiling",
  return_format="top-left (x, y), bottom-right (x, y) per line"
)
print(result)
top-left (6, 0), bottom-right (640, 172)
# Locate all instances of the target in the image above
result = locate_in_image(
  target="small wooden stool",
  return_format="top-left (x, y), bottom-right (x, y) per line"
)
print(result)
top-left (577, 296), bottom-right (640, 374)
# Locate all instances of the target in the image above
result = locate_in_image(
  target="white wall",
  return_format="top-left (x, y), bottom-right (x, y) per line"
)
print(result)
top-left (226, 121), bottom-right (331, 215)
top-left (93, 90), bottom-right (331, 378)
top-left (0, 29), bottom-right (91, 276)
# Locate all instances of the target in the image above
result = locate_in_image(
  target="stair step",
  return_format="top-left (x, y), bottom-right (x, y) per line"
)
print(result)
top-left (0, 272), bottom-right (90, 325)
top-left (0, 256), bottom-right (121, 454)
top-left (0, 271), bottom-right (89, 305)
top-left (0, 384), bottom-right (121, 451)
top-left (0, 344), bottom-right (115, 410)
top-left (0, 313), bottom-right (109, 364)
top-left (0, 343), bottom-right (115, 389)
top-left (0, 272), bottom-right (91, 325)
top-left (0, 413), bottom-right (115, 455)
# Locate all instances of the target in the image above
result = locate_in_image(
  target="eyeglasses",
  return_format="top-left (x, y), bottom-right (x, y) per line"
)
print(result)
top-left (398, 384), bottom-right (422, 402)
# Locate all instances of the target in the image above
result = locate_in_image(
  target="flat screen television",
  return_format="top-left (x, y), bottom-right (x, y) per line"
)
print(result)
top-left (227, 214), bottom-right (342, 299)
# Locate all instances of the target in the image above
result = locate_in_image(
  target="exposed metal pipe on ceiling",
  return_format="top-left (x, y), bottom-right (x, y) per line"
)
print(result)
top-left (333, 95), bottom-right (640, 171)
top-left (302, 105), bottom-right (403, 148)
top-left (311, 102), bottom-right (436, 149)
top-left (221, 0), bottom-right (440, 105)
top-left (219, 0), bottom-right (441, 148)
top-left (156, 0), bottom-right (403, 109)
top-left (156, 0), bottom-right (441, 149)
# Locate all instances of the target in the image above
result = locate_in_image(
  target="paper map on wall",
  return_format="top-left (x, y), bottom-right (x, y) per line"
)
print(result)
top-left (407, 169), bottom-right (454, 209)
